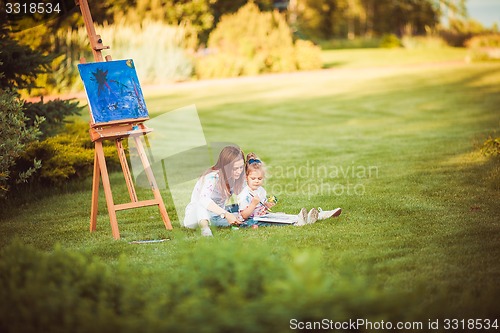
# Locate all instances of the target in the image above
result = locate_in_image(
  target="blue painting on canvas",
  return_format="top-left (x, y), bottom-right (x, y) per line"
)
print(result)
top-left (78, 59), bottom-right (149, 123)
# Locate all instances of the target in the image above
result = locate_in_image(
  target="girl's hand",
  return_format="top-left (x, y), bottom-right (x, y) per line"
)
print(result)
top-left (264, 202), bottom-right (275, 209)
top-left (249, 190), bottom-right (261, 205)
top-left (251, 195), bottom-right (261, 205)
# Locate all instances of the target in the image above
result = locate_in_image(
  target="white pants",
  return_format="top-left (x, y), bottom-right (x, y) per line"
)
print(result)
top-left (183, 202), bottom-right (211, 229)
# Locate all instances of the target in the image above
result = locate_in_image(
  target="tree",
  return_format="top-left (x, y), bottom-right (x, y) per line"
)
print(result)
top-left (294, 0), bottom-right (443, 41)
top-left (0, 29), bottom-right (53, 91)
top-left (371, 0), bottom-right (439, 36)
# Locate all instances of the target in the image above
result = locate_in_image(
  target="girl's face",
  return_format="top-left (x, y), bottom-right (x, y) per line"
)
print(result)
top-left (246, 169), bottom-right (264, 191)
top-left (231, 159), bottom-right (244, 180)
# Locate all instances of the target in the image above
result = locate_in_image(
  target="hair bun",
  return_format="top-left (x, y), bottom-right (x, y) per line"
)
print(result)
top-left (246, 152), bottom-right (257, 160)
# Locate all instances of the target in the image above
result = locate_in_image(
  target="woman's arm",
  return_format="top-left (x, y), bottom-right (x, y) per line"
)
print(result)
top-left (198, 172), bottom-right (239, 225)
top-left (206, 201), bottom-right (238, 224)
top-left (206, 201), bottom-right (227, 216)
top-left (198, 172), bottom-right (221, 210)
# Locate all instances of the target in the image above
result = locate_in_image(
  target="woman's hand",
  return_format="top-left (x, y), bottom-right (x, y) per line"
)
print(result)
top-left (226, 212), bottom-right (241, 226)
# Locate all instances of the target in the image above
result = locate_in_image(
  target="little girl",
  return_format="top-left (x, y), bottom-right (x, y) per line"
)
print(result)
top-left (238, 153), bottom-right (275, 223)
top-left (238, 153), bottom-right (339, 226)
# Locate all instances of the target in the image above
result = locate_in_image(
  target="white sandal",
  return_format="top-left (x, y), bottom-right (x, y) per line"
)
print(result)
top-left (318, 207), bottom-right (342, 220)
top-left (307, 208), bottom-right (319, 224)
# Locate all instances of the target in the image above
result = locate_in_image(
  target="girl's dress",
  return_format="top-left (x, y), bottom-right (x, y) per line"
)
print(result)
top-left (237, 185), bottom-right (268, 219)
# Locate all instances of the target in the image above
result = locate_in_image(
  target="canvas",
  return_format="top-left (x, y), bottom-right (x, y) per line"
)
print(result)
top-left (78, 59), bottom-right (149, 123)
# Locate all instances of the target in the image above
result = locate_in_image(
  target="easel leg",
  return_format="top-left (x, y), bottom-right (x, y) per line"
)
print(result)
top-left (116, 139), bottom-right (138, 202)
top-left (133, 136), bottom-right (172, 230)
top-left (90, 149), bottom-right (100, 232)
top-left (95, 141), bottom-right (121, 239)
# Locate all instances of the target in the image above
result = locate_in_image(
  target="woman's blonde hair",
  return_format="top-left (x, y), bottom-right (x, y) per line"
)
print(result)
top-left (203, 145), bottom-right (245, 197)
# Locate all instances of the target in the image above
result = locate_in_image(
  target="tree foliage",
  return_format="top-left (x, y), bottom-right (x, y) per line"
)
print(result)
top-left (0, 28), bottom-right (53, 91)
top-left (294, 0), bottom-right (444, 41)
top-left (23, 98), bottom-right (82, 139)
top-left (0, 23), bottom-right (81, 131)
top-left (87, 0), bottom-right (453, 42)
top-left (104, 0), bottom-right (274, 43)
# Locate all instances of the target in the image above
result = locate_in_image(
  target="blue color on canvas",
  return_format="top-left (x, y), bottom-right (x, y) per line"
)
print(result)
top-left (78, 59), bottom-right (149, 123)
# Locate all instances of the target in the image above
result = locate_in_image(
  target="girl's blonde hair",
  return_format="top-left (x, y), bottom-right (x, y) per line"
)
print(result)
top-left (245, 152), bottom-right (266, 177)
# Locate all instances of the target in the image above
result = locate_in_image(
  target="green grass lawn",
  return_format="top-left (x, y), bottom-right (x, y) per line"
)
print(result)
top-left (321, 47), bottom-right (468, 68)
top-left (1, 51), bottom-right (500, 330)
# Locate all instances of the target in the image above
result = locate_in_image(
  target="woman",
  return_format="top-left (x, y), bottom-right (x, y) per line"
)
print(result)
top-left (183, 145), bottom-right (246, 236)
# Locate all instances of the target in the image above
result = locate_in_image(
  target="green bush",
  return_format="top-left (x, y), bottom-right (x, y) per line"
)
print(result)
top-left (0, 240), bottom-right (135, 333)
top-left (16, 122), bottom-right (120, 185)
top-left (465, 34), bottom-right (500, 61)
top-left (0, 240), bottom-right (416, 333)
top-left (294, 39), bottom-right (323, 70)
top-left (156, 242), bottom-right (411, 332)
top-left (379, 34), bottom-right (401, 48)
top-left (195, 3), bottom-right (322, 79)
top-left (0, 89), bottom-right (43, 199)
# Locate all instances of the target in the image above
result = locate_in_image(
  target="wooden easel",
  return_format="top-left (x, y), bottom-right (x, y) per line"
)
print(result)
top-left (76, 0), bottom-right (172, 239)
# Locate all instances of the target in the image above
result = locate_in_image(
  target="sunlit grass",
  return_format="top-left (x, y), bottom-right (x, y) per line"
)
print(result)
top-left (321, 47), bottom-right (469, 68)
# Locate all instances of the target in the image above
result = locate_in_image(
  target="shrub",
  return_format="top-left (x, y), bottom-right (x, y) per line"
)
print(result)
top-left (379, 34), bottom-right (401, 48)
top-left (195, 3), bottom-right (322, 79)
top-left (16, 121), bottom-right (120, 186)
top-left (465, 34), bottom-right (500, 61)
top-left (0, 240), bottom-right (415, 333)
top-left (294, 39), bottom-right (323, 70)
top-left (156, 242), bottom-right (412, 332)
top-left (0, 241), bottom-right (135, 333)
top-left (0, 89), bottom-right (43, 199)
